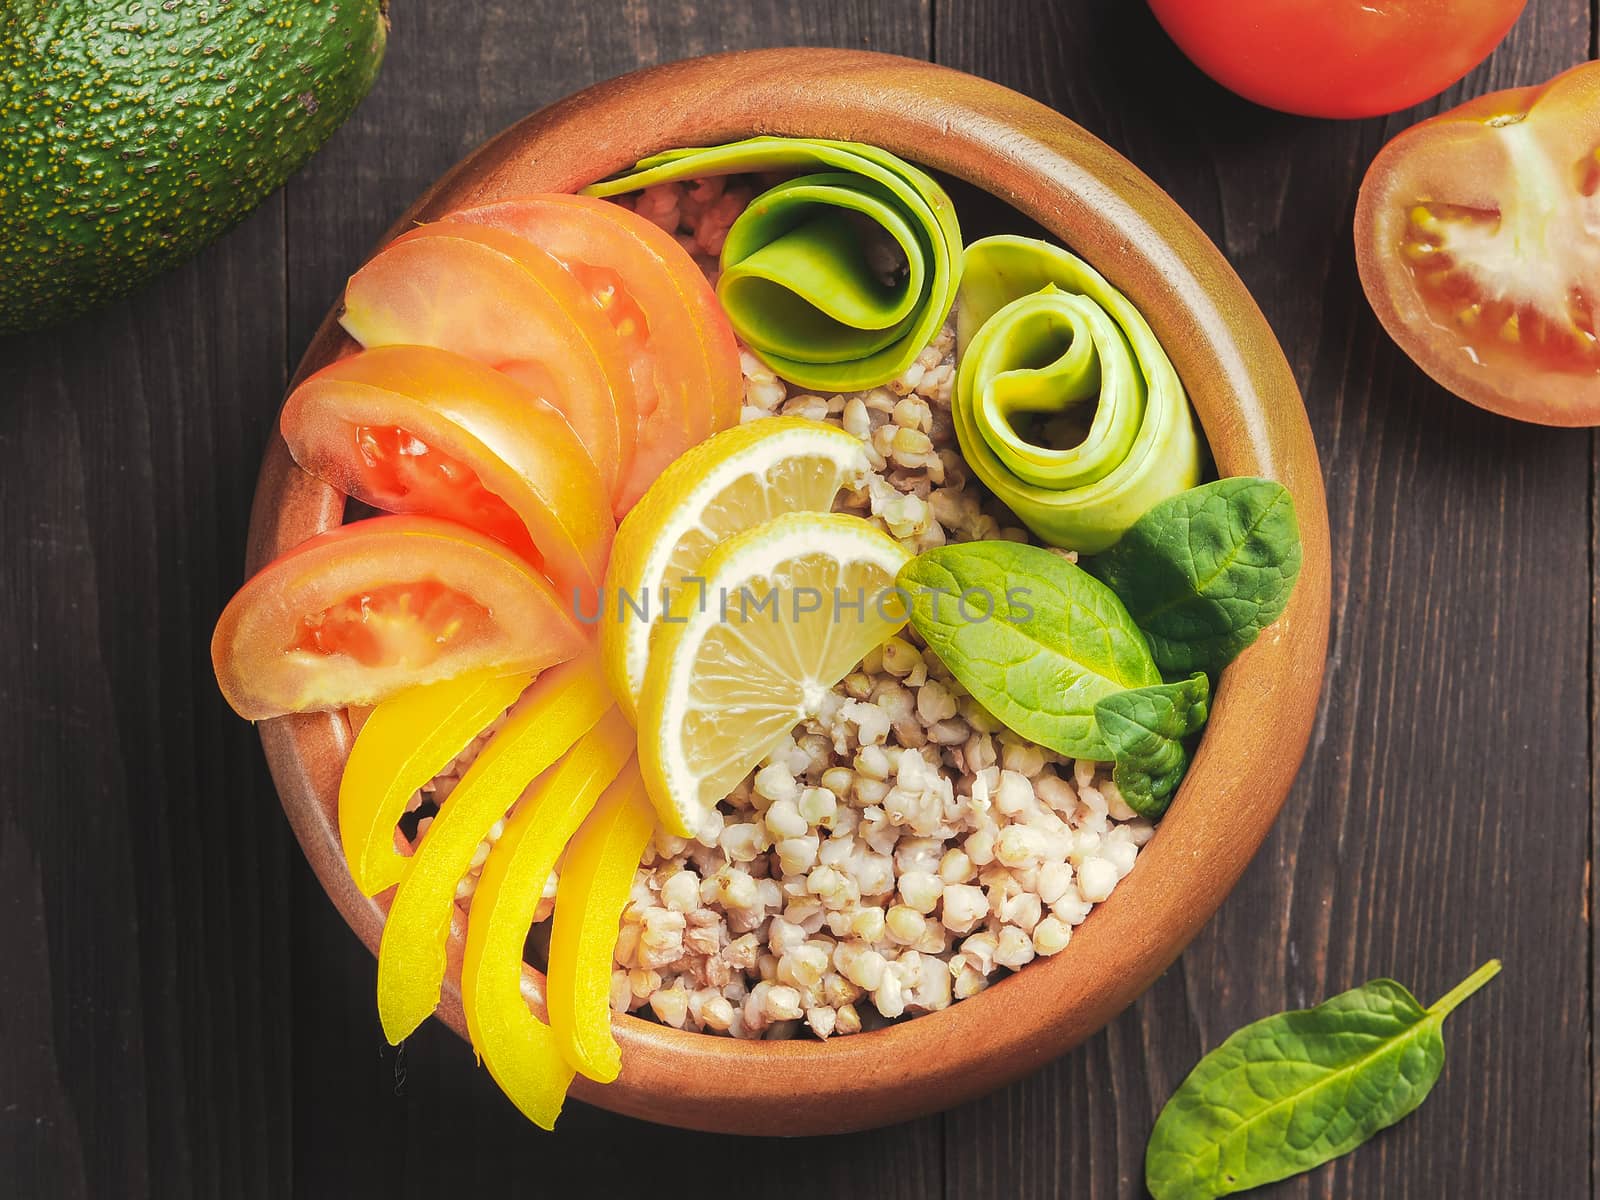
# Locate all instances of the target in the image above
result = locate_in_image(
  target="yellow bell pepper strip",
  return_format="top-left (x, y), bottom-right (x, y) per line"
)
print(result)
top-left (375, 653), bottom-right (611, 1044)
top-left (459, 709), bottom-right (636, 1129)
top-left (585, 137), bottom-right (961, 392)
top-left (545, 760), bottom-right (654, 1083)
top-left (954, 235), bottom-right (1203, 554)
top-left (338, 668), bottom-right (533, 896)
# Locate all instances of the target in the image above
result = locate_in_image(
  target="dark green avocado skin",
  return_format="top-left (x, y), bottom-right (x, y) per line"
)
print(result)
top-left (1, 0), bottom-right (388, 334)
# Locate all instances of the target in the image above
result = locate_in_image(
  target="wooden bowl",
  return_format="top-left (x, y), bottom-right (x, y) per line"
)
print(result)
top-left (249, 47), bottom-right (1331, 1136)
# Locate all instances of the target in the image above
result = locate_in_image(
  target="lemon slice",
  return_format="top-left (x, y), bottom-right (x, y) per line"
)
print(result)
top-left (601, 416), bottom-right (868, 717)
top-left (637, 511), bottom-right (910, 836)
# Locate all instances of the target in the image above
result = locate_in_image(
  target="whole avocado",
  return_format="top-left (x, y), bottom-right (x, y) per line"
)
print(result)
top-left (1, 0), bottom-right (388, 334)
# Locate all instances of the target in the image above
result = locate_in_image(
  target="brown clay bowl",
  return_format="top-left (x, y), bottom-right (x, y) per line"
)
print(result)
top-left (249, 47), bottom-right (1331, 1136)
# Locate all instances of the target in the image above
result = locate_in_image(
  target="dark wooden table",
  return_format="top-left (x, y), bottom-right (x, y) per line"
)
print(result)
top-left (4, 2), bottom-right (1596, 1196)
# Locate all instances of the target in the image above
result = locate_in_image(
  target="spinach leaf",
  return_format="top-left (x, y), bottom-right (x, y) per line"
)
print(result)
top-left (1146, 960), bottom-right (1502, 1200)
top-left (1088, 477), bottom-right (1302, 675)
top-left (899, 541), bottom-right (1160, 760)
top-left (1094, 673), bottom-right (1209, 818)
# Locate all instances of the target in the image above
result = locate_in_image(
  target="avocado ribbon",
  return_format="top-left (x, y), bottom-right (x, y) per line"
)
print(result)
top-left (955, 236), bottom-right (1202, 553)
top-left (586, 137), bottom-right (961, 392)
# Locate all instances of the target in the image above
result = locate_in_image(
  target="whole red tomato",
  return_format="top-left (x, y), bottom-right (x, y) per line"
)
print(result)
top-left (1147, 0), bottom-right (1527, 119)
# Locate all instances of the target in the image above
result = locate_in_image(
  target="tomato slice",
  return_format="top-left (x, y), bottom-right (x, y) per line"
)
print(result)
top-left (448, 195), bottom-right (743, 513)
top-left (280, 345), bottom-right (614, 607)
top-left (1356, 60), bottom-right (1600, 425)
top-left (340, 223), bottom-right (638, 500)
top-left (211, 516), bottom-right (585, 719)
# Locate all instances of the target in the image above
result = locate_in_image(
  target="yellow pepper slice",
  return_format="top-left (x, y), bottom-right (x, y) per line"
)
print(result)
top-left (460, 710), bottom-right (636, 1128)
top-left (376, 653), bottom-right (611, 1044)
top-left (546, 761), bottom-right (654, 1083)
top-left (338, 669), bottom-right (533, 896)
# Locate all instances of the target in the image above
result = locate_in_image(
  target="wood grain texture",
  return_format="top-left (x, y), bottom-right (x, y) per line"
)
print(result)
top-left (0, 193), bottom-right (293, 1200)
top-left (938, 0), bottom-right (1594, 1196)
top-left (3, 0), bottom-right (1596, 1195)
top-left (1592, 0), bottom-right (1600, 1180)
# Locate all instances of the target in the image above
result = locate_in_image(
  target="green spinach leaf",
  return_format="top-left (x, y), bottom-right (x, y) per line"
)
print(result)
top-left (899, 541), bottom-right (1159, 759)
top-left (1094, 673), bottom-right (1209, 818)
top-left (1146, 959), bottom-right (1502, 1200)
top-left (1088, 477), bottom-right (1302, 675)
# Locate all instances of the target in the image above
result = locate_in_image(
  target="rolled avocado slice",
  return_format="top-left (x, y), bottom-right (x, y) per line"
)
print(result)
top-left (2, 1), bottom-right (388, 335)
top-left (585, 137), bottom-right (961, 391)
top-left (955, 235), bottom-right (1202, 553)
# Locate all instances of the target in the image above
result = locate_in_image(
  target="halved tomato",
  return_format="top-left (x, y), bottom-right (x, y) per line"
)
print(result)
top-left (340, 223), bottom-right (638, 498)
top-left (1355, 60), bottom-right (1600, 425)
top-left (449, 195), bottom-right (743, 512)
top-left (211, 516), bottom-right (584, 720)
top-left (280, 345), bottom-right (614, 606)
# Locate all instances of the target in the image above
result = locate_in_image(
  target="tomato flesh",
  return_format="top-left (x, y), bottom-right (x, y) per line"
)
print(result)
top-left (351, 423), bottom-right (538, 564)
top-left (1355, 60), bottom-right (1600, 424)
top-left (1580, 149), bottom-right (1600, 199)
top-left (291, 579), bottom-right (494, 669)
top-left (569, 260), bottom-right (655, 405)
top-left (1403, 202), bottom-right (1599, 374)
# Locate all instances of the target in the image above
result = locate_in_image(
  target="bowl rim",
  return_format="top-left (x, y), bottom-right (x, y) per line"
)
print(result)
top-left (249, 46), bottom-right (1332, 1136)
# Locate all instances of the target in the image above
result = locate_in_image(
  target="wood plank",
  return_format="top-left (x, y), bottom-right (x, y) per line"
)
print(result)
top-left (0, 192), bottom-right (293, 1199)
top-left (1592, 0), bottom-right (1600, 1173)
top-left (1592, 430), bottom-right (1598, 1198)
top-left (936, 1), bottom-right (1594, 1196)
top-left (14, 3), bottom-right (1596, 1195)
top-left (280, 4), bottom-right (938, 1194)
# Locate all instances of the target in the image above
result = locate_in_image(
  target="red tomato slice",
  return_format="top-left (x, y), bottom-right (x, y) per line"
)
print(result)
top-left (280, 345), bottom-right (614, 607)
top-left (1148, 0), bottom-right (1525, 120)
top-left (449, 195), bottom-right (743, 513)
top-left (211, 516), bottom-right (584, 720)
top-left (1355, 60), bottom-right (1600, 425)
top-left (340, 223), bottom-right (637, 501)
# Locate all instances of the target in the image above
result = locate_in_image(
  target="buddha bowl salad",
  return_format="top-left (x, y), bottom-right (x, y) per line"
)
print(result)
top-left (211, 137), bottom-right (1302, 1128)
